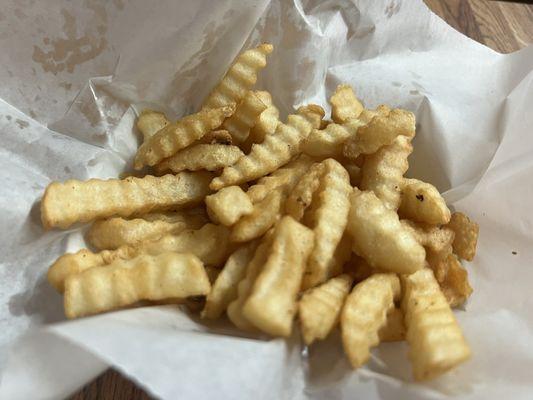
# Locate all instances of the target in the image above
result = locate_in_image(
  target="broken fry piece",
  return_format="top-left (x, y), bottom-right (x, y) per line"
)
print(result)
top-left (205, 186), bottom-right (254, 226)
top-left (136, 110), bottom-right (169, 141)
top-left (399, 178), bottom-right (451, 225)
top-left (330, 84), bottom-right (364, 124)
top-left (446, 212), bottom-right (479, 261)
top-left (222, 91), bottom-right (267, 143)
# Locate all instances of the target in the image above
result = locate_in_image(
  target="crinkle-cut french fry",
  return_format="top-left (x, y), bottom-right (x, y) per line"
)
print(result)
top-left (203, 43), bottom-right (274, 109)
top-left (200, 129), bottom-right (234, 145)
top-left (341, 273), bottom-right (401, 368)
top-left (87, 211), bottom-right (208, 250)
top-left (242, 217), bottom-right (314, 336)
top-left (230, 189), bottom-right (283, 242)
top-left (379, 307), bottom-right (406, 342)
top-left (400, 219), bottom-right (455, 261)
top-left (328, 234), bottom-right (353, 278)
top-left (446, 212), bottom-right (479, 261)
top-left (303, 119), bottom-right (363, 159)
top-left (202, 241), bottom-right (259, 319)
top-left (399, 178), bottom-right (451, 225)
top-left (136, 110), bottom-right (169, 141)
top-left (222, 91), bottom-right (267, 143)
top-left (41, 172), bottom-right (212, 230)
top-left (359, 135), bottom-right (413, 210)
top-left (302, 159), bottom-right (352, 289)
top-left (401, 268), bottom-right (471, 381)
top-left (227, 234), bottom-right (273, 331)
top-left (357, 105), bottom-right (390, 124)
top-left (49, 223), bottom-right (230, 293)
top-left (330, 84), bottom-right (364, 124)
top-left (299, 274), bottom-right (354, 345)
top-left (347, 189), bottom-right (425, 274)
top-left (246, 155), bottom-right (313, 203)
top-left (244, 91), bottom-right (280, 150)
top-left (343, 108), bottom-right (415, 160)
top-left (210, 107), bottom-right (322, 190)
top-left (64, 252), bottom-right (210, 319)
top-left (205, 186), bottom-right (254, 226)
top-left (134, 106), bottom-right (234, 169)
top-left (285, 162), bottom-right (325, 221)
top-left (439, 254), bottom-right (473, 308)
top-left (155, 144), bottom-right (244, 174)
top-left (297, 104), bottom-right (325, 130)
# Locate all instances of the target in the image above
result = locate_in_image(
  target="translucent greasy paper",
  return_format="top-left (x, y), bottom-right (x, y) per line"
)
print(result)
top-left (0, 0), bottom-right (532, 398)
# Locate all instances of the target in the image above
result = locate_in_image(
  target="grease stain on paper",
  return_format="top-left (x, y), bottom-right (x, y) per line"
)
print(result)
top-left (385, 0), bottom-right (401, 18)
top-left (16, 119), bottom-right (29, 129)
top-left (32, 1), bottom-right (108, 75)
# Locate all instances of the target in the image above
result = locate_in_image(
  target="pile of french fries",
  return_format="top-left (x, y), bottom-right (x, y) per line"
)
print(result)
top-left (41, 43), bottom-right (479, 381)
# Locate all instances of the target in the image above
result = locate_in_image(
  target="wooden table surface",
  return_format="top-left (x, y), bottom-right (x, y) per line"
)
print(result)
top-left (70, 1), bottom-right (533, 399)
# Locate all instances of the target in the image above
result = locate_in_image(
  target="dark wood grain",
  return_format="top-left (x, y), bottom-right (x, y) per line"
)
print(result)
top-left (69, 1), bottom-right (532, 399)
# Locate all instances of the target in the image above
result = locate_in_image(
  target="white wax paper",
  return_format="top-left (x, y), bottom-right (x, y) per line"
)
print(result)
top-left (0, 0), bottom-right (532, 399)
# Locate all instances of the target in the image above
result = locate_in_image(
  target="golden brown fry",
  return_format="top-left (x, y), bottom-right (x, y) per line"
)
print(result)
top-left (302, 159), bottom-right (352, 289)
top-left (246, 155), bottom-right (313, 203)
top-left (285, 162), bottom-right (325, 221)
top-left (242, 217), bottom-right (314, 336)
top-left (134, 106), bottom-right (234, 169)
top-left (347, 189), bottom-right (426, 274)
top-left (399, 178), bottom-right (451, 225)
top-left (227, 234), bottom-right (273, 331)
top-left (439, 254), bottom-right (473, 307)
top-left (202, 241), bottom-right (259, 319)
top-left (203, 43), bottom-right (273, 109)
top-left (302, 119), bottom-right (363, 159)
top-left (330, 84), bottom-right (364, 124)
top-left (210, 108), bottom-right (322, 190)
top-left (341, 274), bottom-right (401, 368)
top-left (222, 91), bottom-right (267, 143)
top-left (360, 135), bottom-right (413, 210)
top-left (378, 308), bottom-right (406, 342)
top-left (49, 223), bottom-right (230, 292)
top-left (41, 172), bottom-right (212, 229)
top-left (299, 274), bottom-right (354, 345)
top-left (87, 211), bottom-right (207, 250)
top-left (402, 268), bottom-right (471, 381)
top-left (205, 186), bottom-right (254, 226)
top-left (136, 110), bottom-right (169, 141)
top-left (64, 252), bottom-right (210, 319)
top-left (296, 104), bottom-right (325, 130)
top-left (155, 144), bottom-right (243, 174)
top-left (230, 190), bottom-right (283, 242)
top-left (446, 212), bottom-right (479, 261)
top-left (245, 91), bottom-right (280, 150)
top-left (343, 108), bottom-right (415, 160)
top-left (200, 129), bottom-right (234, 145)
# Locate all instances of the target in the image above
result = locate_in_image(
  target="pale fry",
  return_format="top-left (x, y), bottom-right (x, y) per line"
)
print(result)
top-left (439, 254), bottom-right (473, 308)
top-left (378, 308), bottom-right (406, 342)
top-left (242, 216), bottom-right (314, 336)
top-left (222, 91), bottom-right (267, 143)
top-left (343, 108), bottom-right (415, 160)
top-left (360, 135), bottom-right (413, 210)
top-left (330, 84), bottom-right (364, 124)
top-left (303, 119), bottom-right (363, 159)
top-left (227, 234), bottom-right (273, 331)
top-left (202, 241), bottom-right (259, 319)
top-left (49, 223), bottom-right (230, 292)
top-left (230, 189), bottom-right (283, 242)
top-left (245, 91), bottom-right (280, 149)
top-left (200, 129), bottom-right (233, 145)
top-left (87, 211), bottom-right (207, 250)
top-left (446, 212), bottom-right (479, 261)
top-left (347, 189), bottom-right (426, 274)
top-left (41, 172), bottom-right (212, 229)
top-left (302, 159), bottom-right (352, 289)
top-left (134, 106), bottom-right (234, 169)
top-left (136, 110), bottom-right (169, 141)
top-left (246, 155), bottom-right (313, 203)
top-left (210, 108), bottom-right (322, 190)
top-left (285, 162), bottom-right (325, 221)
top-left (205, 186), bottom-right (254, 226)
top-left (402, 268), bottom-right (471, 381)
top-left (155, 144), bottom-right (243, 174)
top-left (203, 43), bottom-right (273, 109)
top-left (399, 178), bottom-right (451, 225)
top-left (299, 274), bottom-right (354, 345)
top-left (64, 252), bottom-right (210, 319)
top-left (341, 274), bottom-right (401, 368)
top-left (296, 104), bottom-right (325, 130)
